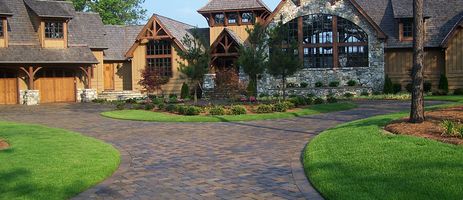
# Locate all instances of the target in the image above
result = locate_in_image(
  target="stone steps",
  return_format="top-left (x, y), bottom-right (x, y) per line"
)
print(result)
top-left (98, 91), bottom-right (145, 101)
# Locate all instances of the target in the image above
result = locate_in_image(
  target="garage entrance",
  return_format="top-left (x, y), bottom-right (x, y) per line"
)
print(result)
top-left (35, 68), bottom-right (76, 103)
top-left (0, 69), bottom-right (18, 105)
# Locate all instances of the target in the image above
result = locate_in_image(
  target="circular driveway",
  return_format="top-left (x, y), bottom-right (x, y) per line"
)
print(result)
top-left (0, 101), bottom-right (417, 199)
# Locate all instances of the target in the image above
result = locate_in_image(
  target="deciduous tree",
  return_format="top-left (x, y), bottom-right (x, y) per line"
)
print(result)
top-left (138, 68), bottom-right (169, 94)
top-left (69, 0), bottom-right (147, 25)
top-left (410, 0), bottom-right (425, 123)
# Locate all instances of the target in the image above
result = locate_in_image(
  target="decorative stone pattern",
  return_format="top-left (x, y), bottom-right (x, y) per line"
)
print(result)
top-left (21, 90), bottom-right (40, 105)
top-left (203, 74), bottom-right (216, 90)
top-left (267, 86), bottom-right (373, 97)
top-left (78, 89), bottom-right (98, 103)
top-left (259, 0), bottom-right (385, 95)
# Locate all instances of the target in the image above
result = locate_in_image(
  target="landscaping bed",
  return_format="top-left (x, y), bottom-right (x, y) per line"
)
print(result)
top-left (0, 122), bottom-right (120, 200)
top-left (385, 106), bottom-right (463, 145)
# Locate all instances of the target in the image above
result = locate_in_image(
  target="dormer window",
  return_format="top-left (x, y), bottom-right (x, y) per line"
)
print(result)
top-left (241, 12), bottom-right (254, 24)
top-left (227, 13), bottom-right (237, 24)
top-left (214, 14), bottom-right (225, 25)
top-left (399, 19), bottom-right (413, 41)
top-left (45, 21), bottom-right (64, 39)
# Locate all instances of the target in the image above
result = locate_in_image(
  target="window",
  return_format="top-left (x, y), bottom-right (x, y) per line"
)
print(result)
top-left (214, 14), bottom-right (225, 25)
top-left (227, 13), bottom-right (237, 24)
top-left (147, 58), bottom-right (172, 77)
top-left (0, 19), bottom-right (3, 38)
top-left (401, 19), bottom-right (413, 39)
top-left (285, 18), bottom-right (298, 44)
top-left (147, 40), bottom-right (171, 55)
top-left (284, 14), bottom-right (368, 68)
top-left (241, 12), bottom-right (254, 24)
top-left (45, 21), bottom-right (64, 39)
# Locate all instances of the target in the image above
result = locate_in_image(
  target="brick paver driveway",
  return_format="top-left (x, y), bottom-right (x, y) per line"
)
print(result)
top-left (0, 101), bottom-right (425, 199)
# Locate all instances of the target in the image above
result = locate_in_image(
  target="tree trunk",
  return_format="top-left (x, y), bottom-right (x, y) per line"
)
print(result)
top-left (194, 82), bottom-right (199, 105)
top-left (410, 0), bottom-right (425, 123)
top-left (282, 74), bottom-right (287, 101)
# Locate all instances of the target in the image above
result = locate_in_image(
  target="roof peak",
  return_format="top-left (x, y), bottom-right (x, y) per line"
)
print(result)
top-left (198, 0), bottom-right (271, 13)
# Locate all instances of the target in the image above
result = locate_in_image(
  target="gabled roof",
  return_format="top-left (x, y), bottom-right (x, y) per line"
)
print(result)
top-left (223, 28), bottom-right (244, 45)
top-left (68, 12), bottom-right (108, 49)
top-left (0, 46), bottom-right (98, 64)
top-left (23, 0), bottom-right (74, 18)
top-left (0, 0), bottom-right (13, 16)
top-left (198, 0), bottom-right (271, 13)
top-left (5, 0), bottom-right (40, 44)
top-left (126, 14), bottom-right (198, 58)
top-left (104, 25), bottom-right (143, 61)
top-left (391, 0), bottom-right (431, 18)
top-left (442, 15), bottom-right (463, 48)
top-left (210, 28), bottom-right (243, 54)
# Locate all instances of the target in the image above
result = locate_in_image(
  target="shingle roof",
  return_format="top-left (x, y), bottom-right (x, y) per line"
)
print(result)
top-left (154, 14), bottom-right (196, 49)
top-left (5, 0), bottom-right (40, 44)
top-left (198, 0), bottom-right (271, 13)
top-left (355, 0), bottom-right (463, 48)
top-left (23, 0), bottom-right (73, 18)
top-left (0, 0), bottom-right (13, 16)
top-left (68, 12), bottom-right (108, 49)
top-left (104, 25), bottom-right (143, 61)
top-left (0, 46), bottom-right (98, 64)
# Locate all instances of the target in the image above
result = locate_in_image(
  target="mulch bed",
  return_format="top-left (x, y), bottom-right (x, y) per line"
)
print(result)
top-left (385, 106), bottom-right (463, 145)
top-left (0, 139), bottom-right (9, 150)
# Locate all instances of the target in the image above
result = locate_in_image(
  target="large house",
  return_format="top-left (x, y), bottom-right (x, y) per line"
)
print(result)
top-left (0, 0), bottom-right (462, 105)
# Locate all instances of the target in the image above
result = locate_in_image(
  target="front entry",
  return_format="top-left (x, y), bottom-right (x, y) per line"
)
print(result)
top-left (35, 68), bottom-right (76, 103)
top-left (0, 69), bottom-right (18, 105)
top-left (104, 64), bottom-right (115, 90)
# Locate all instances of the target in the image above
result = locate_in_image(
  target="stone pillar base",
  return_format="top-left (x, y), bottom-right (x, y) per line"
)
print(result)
top-left (22, 90), bottom-right (40, 105)
top-left (80, 89), bottom-right (98, 103)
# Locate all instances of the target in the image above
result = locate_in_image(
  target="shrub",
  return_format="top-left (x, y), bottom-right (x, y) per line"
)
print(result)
top-left (283, 101), bottom-right (296, 109)
top-left (230, 105), bottom-right (247, 115)
top-left (290, 96), bottom-right (307, 107)
top-left (259, 93), bottom-right (269, 98)
top-left (441, 120), bottom-right (459, 137)
top-left (361, 90), bottom-right (370, 96)
top-left (255, 104), bottom-right (274, 114)
top-left (314, 98), bottom-right (324, 104)
top-left (315, 81), bottom-right (324, 88)
top-left (306, 93), bottom-right (316, 98)
top-left (247, 80), bottom-right (257, 97)
top-left (138, 68), bottom-right (169, 93)
top-left (347, 80), bottom-right (357, 87)
top-left (209, 106), bottom-right (226, 116)
top-left (183, 106), bottom-right (201, 116)
top-left (300, 82), bottom-right (309, 88)
top-left (166, 104), bottom-right (178, 113)
top-left (424, 81), bottom-right (432, 93)
top-left (454, 88), bottom-right (463, 95)
top-left (287, 83), bottom-right (298, 88)
top-left (438, 74), bottom-right (449, 95)
top-left (373, 91), bottom-right (381, 95)
top-left (383, 75), bottom-right (394, 94)
top-left (327, 95), bottom-right (338, 103)
top-left (273, 103), bottom-right (288, 112)
top-left (92, 99), bottom-right (107, 104)
top-left (305, 97), bottom-right (314, 105)
top-left (180, 83), bottom-right (190, 99)
top-left (329, 81), bottom-right (340, 87)
top-left (144, 103), bottom-right (156, 111)
top-left (125, 98), bottom-right (137, 104)
top-left (343, 93), bottom-right (354, 99)
top-left (393, 83), bottom-right (402, 94)
top-left (115, 102), bottom-right (125, 110)
top-left (177, 105), bottom-right (187, 115)
top-left (404, 83), bottom-right (413, 93)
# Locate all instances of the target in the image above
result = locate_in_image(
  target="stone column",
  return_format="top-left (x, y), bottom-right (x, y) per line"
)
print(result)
top-left (80, 89), bottom-right (98, 103)
top-left (23, 90), bottom-right (40, 105)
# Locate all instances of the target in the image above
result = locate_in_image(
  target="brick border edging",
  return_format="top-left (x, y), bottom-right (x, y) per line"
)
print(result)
top-left (291, 141), bottom-right (324, 200)
top-left (73, 144), bottom-right (132, 199)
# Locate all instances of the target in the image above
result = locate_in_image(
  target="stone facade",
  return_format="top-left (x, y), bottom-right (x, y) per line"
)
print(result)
top-left (77, 89), bottom-right (98, 103)
top-left (20, 90), bottom-right (40, 105)
top-left (258, 0), bottom-right (385, 96)
top-left (267, 86), bottom-right (373, 98)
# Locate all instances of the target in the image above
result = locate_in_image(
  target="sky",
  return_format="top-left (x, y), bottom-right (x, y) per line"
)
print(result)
top-left (143, 0), bottom-right (281, 27)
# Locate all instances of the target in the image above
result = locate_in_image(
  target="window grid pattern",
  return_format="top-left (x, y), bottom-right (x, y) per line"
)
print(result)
top-left (402, 20), bottom-right (413, 38)
top-left (214, 14), bottom-right (225, 25)
top-left (227, 13), bottom-right (237, 24)
top-left (285, 19), bottom-right (298, 44)
top-left (147, 40), bottom-right (172, 55)
top-left (241, 12), bottom-right (254, 23)
top-left (147, 58), bottom-right (172, 77)
top-left (285, 14), bottom-right (368, 68)
top-left (45, 22), bottom-right (64, 39)
top-left (0, 20), bottom-right (3, 37)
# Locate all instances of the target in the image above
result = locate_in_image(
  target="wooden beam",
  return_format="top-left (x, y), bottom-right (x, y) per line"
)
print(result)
top-left (298, 16), bottom-right (304, 61)
top-left (332, 16), bottom-right (339, 69)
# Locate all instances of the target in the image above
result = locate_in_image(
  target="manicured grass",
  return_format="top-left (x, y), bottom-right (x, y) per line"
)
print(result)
top-left (102, 102), bottom-right (357, 122)
top-left (0, 122), bottom-right (120, 200)
top-left (303, 111), bottom-right (463, 200)
top-left (425, 95), bottom-right (463, 102)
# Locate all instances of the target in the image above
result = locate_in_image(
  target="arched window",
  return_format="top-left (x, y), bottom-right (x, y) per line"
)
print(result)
top-left (285, 14), bottom-right (368, 68)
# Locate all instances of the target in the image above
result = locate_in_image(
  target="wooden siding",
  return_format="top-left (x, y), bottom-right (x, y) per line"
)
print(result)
top-left (0, 18), bottom-right (7, 47)
top-left (210, 25), bottom-right (252, 46)
top-left (91, 50), bottom-right (105, 92)
top-left (385, 49), bottom-right (445, 89)
top-left (0, 78), bottom-right (18, 105)
top-left (35, 77), bottom-right (76, 103)
top-left (131, 41), bottom-right (188, 95)
top-left (103, 61), bottom-right (133, 91)
top-left (446, 28), bottom-right (463, 90)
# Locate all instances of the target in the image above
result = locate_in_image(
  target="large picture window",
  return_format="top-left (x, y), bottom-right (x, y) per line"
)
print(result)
top-left (147, 58), bottom-right (172, 77)
top-left (45, 21), bottom-right (64, 39)
top-left (286, 14), bottom-right (369, 68)
top-left (146, 40), bottom-right (172, 77)
top-left (147, 40), bottom-right (171, 55)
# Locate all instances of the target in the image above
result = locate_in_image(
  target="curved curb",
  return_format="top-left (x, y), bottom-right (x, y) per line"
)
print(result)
top-left (291, 144), bottom-right (324, 200)
top-left (72, 144), bottom-right (132, 199)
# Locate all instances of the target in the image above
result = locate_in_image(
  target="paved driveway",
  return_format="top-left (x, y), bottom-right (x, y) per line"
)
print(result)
top-left (0, 101), bottom-right (419, 199)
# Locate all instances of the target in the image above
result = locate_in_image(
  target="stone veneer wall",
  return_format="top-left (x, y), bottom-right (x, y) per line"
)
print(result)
top-left (258, 0), bottom-right (385, 96)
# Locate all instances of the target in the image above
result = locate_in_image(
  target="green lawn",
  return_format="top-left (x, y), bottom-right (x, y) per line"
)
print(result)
top-left (425, 95), bottom-right (463, 102)
top-left (303, 111), bottom-right (463, 200)
top-left (0, 122), bottom-right (120, 200)
top-left (101, 102), bottom-right (357, 122)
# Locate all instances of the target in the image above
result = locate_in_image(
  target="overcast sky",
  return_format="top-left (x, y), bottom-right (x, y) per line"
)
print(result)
top-left (143, 0), bottom-right (281, 27)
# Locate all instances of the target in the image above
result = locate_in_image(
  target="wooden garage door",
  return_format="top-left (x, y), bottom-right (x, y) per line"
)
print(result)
top-left (0, 69), bottom-right (18, 105)
top-left (35, 69), bottom-right (76, 103)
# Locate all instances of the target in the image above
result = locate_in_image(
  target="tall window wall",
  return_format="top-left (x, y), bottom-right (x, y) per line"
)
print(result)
top-left (146, 40), bottom-right (173, 77)
top-left (284, 14), bottom-right (369, 69)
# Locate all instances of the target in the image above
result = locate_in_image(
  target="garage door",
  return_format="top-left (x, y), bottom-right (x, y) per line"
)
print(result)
top-left (35, 69), bottom-right (76, 103)
top-left (0, 69), bottom-right (18, 105)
